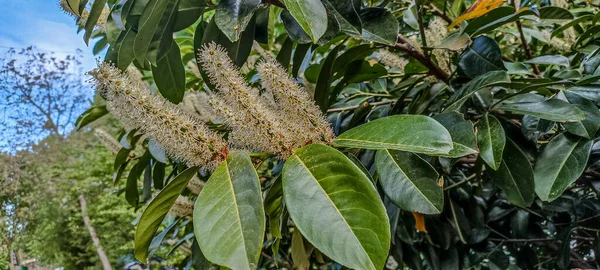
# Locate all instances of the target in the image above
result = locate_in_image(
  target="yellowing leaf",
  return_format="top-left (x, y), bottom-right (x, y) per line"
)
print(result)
top-left (412, 212), bottom-right (427, 233)
top-left (448, 0), bottom-right (506, 30)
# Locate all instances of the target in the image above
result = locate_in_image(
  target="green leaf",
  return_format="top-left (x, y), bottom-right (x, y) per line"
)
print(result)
top-left (524, 55), bottom-right (570, 67)
top-left (194, 152), bottom-right (265, 270)
top-left (281, 10), bottom-right (312, 44)
top-left (291, 230), bottom-right (310, 269)
top-left (75, 105), bottom-right (108, 130)
top-left (564, 92), bottom-right (600, 139)
top-left (444, 71), bottom-right (510, 112)
top-left (551, 14), bottom-right (593, 38)
top-left (488, 139), bottom-right (535, 207)
top-left (458, 36), bottom-right (505, 79)
top-left (148, 139), bottom-right (167, 163)
top-left (477, 114), bottom-right (505, 170)
top-left (283, 144), bottom-right (390, 270)
top-left (437, 32), bottom-right (471, 51)
top-left (151, 40), bottom-right (186, 104)
top-left (463, 6), bottom-right (513, 35)
top-left (314, 43), bottom-right (343, 112)
top-left (539, 6), bottom-right (573, 20)
top-left (67, 0), bottom-right (81, 16)
top-left (504, 62), bottom-right (533, 76)
top-left (343, 60), bottom-right (387, 83)
top-left (323, 0), bottom-right (361, 35)
top-left (375, 150), bottom-right (443, 214)
top-left (470, 8), bottom-right (538, 37)
top-left (534, 134), bottom-right (592, 201)
top-left (134, 0), bottom-right (179, 65)
top-left (134, 166), bottom-right (199, 262)
top-left (173, 0), bottom-right (206, 31)
top-left (359, 7), bottom-right (399, 45)
top-left (215, 0), bottom-right (261, 42)
top-left (495, 99), bottom-right (585, 122)
top-left (334, 115), bottom-right (454, 155)
top-left (116, 28), bottom-right (137, 70)
top-left (199, 17), bottom-right (255, 68)
top-left (84, 0), bottom-right (108, 44)
top-left (433, 112), bottom-right (478, 158)
top-left (283, 0), bottom-right (328, 42)
top-left (127, 151), bottom-right (152, 207)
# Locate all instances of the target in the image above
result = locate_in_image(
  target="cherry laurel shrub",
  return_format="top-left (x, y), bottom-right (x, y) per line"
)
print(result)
top-left (69, 0), bottom-right (600, 269)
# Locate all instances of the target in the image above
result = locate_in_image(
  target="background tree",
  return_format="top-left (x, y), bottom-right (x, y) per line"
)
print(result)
top-left (0, 47), bottom-right (91, 150)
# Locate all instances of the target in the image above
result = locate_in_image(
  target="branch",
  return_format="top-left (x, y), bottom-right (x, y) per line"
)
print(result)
top-left (512, 0), bottom-right (541, 76)
top-left (427, 5), bottom-right (453, 24)
top-left (327, 100), bottom-right (396, 113)
top-left (393, 35), bottom-right (450, 83)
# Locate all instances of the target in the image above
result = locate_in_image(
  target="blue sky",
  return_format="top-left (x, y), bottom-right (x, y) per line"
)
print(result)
top-left (0, 0), bottom-right (99, 71)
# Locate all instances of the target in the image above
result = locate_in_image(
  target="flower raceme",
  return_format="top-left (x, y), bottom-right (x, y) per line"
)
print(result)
top-left (198, 42), bottom-right (334, 159)
top-left (89, 63), bottom-right (228, 171)
top-left (89, 43), bottom-right (333, 169)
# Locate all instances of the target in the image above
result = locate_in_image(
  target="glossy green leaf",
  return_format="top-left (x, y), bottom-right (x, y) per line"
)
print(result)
top-left (282, 144), bottom-right (390, 270)
top-left (83, 0), bottom-right (108, 44)
top-left (444, 71), bottom-right (510, 112)
top-left (134, 0), bottom-right (179, 65)
top-left (458, 36), bottom-right (504, 79)
top-left (564, 92), bottom-right (600, 139)
top-left (215, 0), bottom-right (261, 42)
top-left (534, 134), bottom-right (592, 201)
top-left (375, 149), bottom-right (443, 214)
top-left (539, 6), bottom-right (573, 20)
top-left (323, 0), bottom-right (361, 35)
top-left (504, 62), bottom-right (532, 76)
top-left (314, 43), bottom-right (343, 112)
top-left (477, 114), bottom-right (505, 170)
top-left (433, 112), bottom-right (478, 158)
top-left (334, 115), bottom-right (454, 155)
top-left (359, 7), bottom-right (399, 45)
top-left (471, 8), bottom-right (538, 37)
top-left (173, 0), bottom-right (206, 31)
top-left (281, 10), bottom-right (312, 44)
top-left (151, 40), bottom-right (185, 104)
top-left (524, 55), bottom-right (570, 67)
top-left (463, 6), bottom-right (513, 35)
top-left (343, 60), bottom-right (387, 83)
top-left (495, 99), bottom-right (585, 122)
top-left (194, 152), bottom-right (265, 270)
top-left (283, 0), bottom-right (328, 42)
top-left (134, 166), bottom-right (199, 262)
top-left (488, 139), bottom-right (535, 207)
top-left (75, 105), bottom-right (108, 130)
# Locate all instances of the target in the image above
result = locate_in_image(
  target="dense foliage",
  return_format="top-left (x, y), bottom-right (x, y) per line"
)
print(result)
top-left (61, 0), bottom-right (600, 269)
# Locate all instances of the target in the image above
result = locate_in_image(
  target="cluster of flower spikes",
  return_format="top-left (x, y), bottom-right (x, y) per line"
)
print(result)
top-left (89, 63), bottom-right (228, 171)
top-left (198, 42), bottom-right (334, 159)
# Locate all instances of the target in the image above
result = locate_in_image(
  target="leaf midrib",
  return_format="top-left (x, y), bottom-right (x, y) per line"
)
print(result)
top-left (294, 156), bottom-right (375, 270)
top-left (223, 160), bottom-right (251, 267)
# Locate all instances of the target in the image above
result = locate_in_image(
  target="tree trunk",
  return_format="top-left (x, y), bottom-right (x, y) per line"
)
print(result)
top-left (78, 194), bottom-right (112, 270)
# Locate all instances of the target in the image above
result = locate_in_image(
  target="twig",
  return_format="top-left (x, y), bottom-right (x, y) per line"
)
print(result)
top-left (326, 100), bottom-right (395, 113)
top-left (393, 35), bottom-right (450, 83)
top-left (428, 5), bottom-right (453, 24)
top-left (444, 173), bottom-right (476, 191)
top-left (415, 1), bottom-right (428, 48)
top-left (512, 0), bottom-right (541, 76)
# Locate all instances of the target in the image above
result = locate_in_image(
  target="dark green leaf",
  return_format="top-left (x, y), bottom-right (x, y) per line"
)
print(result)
top-left (444, 71), bottom-right (510, 112)
top-left (134, 0), bottom-right (179, 64)
top-left (458, 36), bottom-right (504, 79)
top-left (343, 60), bottom-right (387, 83)
top-left (152, 40), bottom-right (185, 103)
top-left (281, 10), bottom-right (312, 44)
top-left (215, 0), bottom-right (261, 42)
top-left (334, 115), bottom-right (454, 155)
top-left (84, 0), bottom-right (108, 44)
top-left (283, 144), bottom-right (390, 270)
top-left (359, 7), bottom-right (399, 45)
top-left (534, 134), bottom-right (592, 201)
top-left (323, 0), bottom-right (361, 35)
top-left (76, 105), bottom-right (108, 130)
top-left (194, 152), bottom-right (265, 270)
top-left (539, 6), bottom-right (573, 20)
top-left (375, 150), bottom-right (443, 214)
top-left (173, 0), bottom-right (205, 31)
top-left (470, 9), bottom-right (538, 37)
top-left (564, 92), bottom-right (600, 139)
top-left (524, 55), bottom-right (570, 67)
top-left (433, 112), bottom-right (478, 158)
top-left (477, 114), bottom-right (505, 170)
top-left (488, 139), bottom-right (535, 207)
top-left (134, 166), bottom-right (198, 262)
top-left (283, 0), bottom-right (328, 42)
top-left (314, 43), bottom-right (343, 112)
top-left (495, 99), bottom-right (585, 122)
